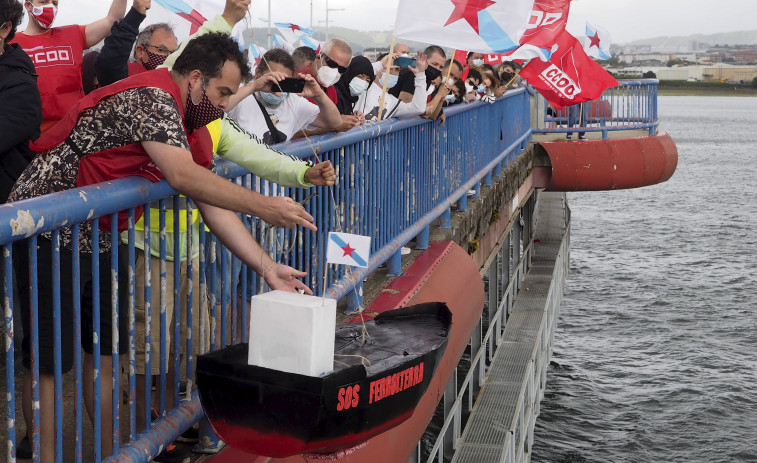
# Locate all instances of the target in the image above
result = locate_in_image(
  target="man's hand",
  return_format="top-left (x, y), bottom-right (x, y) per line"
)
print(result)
top-left (304, 161), bottom-right (336, 186)
top-left (338, 114), bottom-right (361, 132)
top-left (256, 196), bottom-right (317, 231)
top-left (264, 264), bottom-right (313, 294)
top-left (222, 0), bottom-right (251, 26)
top-left (408, 51), bottom-right (428, 74)
top-left (133, 0), bottom-right (150, 15)
top-left (299, 73), bottom-right (325, 99)
top-left (353, 111), bottom-right (365, 125)
top-left (254, 71), bottom-right (289, 93)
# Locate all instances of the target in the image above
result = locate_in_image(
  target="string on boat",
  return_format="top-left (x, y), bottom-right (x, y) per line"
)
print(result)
top-left (333, 353), bottom-right (371, 369)
top-left (243, 9), bottom-right (371, 343)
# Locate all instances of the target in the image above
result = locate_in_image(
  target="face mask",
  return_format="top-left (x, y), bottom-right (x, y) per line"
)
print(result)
top-left (185, 80), bottom-right (223, 132)
top-left (348, 77), bottom-right (369, 97)
top-left (425, 66), bottom-right (441, 83)
top-left (472, 59), bottom-right (483, 67)
top-left (446, 77), bottom-right (455, 86)
top-left (29, 3), bottom-right (57, 29)
top-left (465, 82), bottom-right (474, 94)
top-left (316, 61), bottom-right (341, 87)
top-left (382, 73), bottom-right (398, 89)
top-left (444, 94), bottom-right (456, 103)
top-left (477, 84), bottom-right (486, 93)
top-left (142, 49), bottom-right (168, 70)
top-left (260, 91), bottom-right (288, 106)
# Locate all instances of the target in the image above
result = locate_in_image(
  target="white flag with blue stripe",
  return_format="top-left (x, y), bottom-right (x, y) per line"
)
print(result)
top-left (394, 0), bottom-right (535, 54)
top-left (584, 21), bottom-right (612, 60)
top-left (327, 232), bottom-right (371, 268)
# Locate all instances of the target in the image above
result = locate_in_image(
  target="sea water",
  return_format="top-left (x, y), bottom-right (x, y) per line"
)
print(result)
top-left (531, 96), bottom-right (757, 463)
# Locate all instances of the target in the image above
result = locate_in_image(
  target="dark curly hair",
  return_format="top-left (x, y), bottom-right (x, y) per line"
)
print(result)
top-left (0, 0), bottom-right (25, 43)
top-left (172, 32), bottom-right (252, 82)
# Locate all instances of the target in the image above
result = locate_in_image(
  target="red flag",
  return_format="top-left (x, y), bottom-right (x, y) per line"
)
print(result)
top-left (521, 0), bottom-right (570, 50)
top-left (520, 30), bottom-right (618, 109)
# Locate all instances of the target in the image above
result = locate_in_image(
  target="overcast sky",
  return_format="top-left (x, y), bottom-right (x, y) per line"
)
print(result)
top-left (32, 0), bottom-right (757, 44)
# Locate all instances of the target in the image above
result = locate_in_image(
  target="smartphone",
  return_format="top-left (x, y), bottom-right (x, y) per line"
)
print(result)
top-left (395, 56), bottom-right (417, 68)
top-left (274, 77), bottom-right (306, 93)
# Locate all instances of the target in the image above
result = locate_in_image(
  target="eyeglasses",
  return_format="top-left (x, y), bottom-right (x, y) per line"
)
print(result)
top-left (321, 54), bottom-right (347, 74)
top-left (146, 44), bottom-right (177, 55)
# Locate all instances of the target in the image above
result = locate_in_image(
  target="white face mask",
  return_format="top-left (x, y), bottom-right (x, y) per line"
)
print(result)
top-left (472, 58), bottom-right (483, 67)
top-left (317, 63), bottom-right (341, 87)
top-left (348, 77), bottom-right (369, 97)
top-left (465, 82), bottom-right (474, 94)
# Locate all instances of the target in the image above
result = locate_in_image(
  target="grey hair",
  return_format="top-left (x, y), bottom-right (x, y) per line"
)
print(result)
top-left (322, 38), bottom-right (352, 57)
top-left (134, 23), bottom-right (175, 58)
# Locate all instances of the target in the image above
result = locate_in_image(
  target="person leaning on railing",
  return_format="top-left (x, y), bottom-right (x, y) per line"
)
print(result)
top-left (7, 31), bottom-right (316, 463)
top-left (114, 1), bottom-right (337, 449)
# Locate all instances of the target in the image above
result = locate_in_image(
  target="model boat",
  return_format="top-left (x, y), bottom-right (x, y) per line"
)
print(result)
top-left (196, 301), bottom-right (452, 458)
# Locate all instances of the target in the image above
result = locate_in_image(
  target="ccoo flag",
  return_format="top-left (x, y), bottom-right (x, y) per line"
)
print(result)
top-left (327, 232), bottom-right (371, 268)
top-left (584, 21), bottom-right (612, 60)
top-left (520, 29), bottom-right (618, 110)
top-left (394, 0), bottom-right (535, 54)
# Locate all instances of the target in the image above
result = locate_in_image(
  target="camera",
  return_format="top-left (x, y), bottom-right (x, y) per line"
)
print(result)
top-left (274, 77), bottom-right (306, 93)
top-left (395, 55), bottom-right (417, 68)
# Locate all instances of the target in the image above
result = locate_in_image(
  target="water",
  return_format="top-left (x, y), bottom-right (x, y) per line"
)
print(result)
top-left (531, 97), bottom-right (757, 463)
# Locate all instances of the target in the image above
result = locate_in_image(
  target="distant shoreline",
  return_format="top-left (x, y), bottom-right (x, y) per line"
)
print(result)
top-left (656, 82), bottom-right (757, 97)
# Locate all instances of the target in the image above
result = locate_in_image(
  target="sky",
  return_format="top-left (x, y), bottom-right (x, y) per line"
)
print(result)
top-left (24, 0), bottom-right (757, 44)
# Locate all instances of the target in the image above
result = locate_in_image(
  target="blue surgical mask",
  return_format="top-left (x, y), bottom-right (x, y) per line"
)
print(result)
top-left (384, 73), bottom-right (399, 89)
top-left (444, 94), bottom-right (456, 103)
top-left (260, 91), bottom-right (287, 106)
top-left (477, 84), bottom-right (485, 93)
top-left (472, 58), bottom-right (483, 67)
top-left (349, 77), bottom-right (370, 97)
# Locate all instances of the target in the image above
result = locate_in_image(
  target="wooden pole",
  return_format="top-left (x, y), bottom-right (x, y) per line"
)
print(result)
top-left (377, 37), bottom-right (397, 122)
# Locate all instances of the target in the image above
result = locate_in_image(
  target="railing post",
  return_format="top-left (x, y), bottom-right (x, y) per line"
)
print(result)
top-left (416, 226), bottom-right (430, 250)
top-left (388, 251), bottom-right (402, 277)
top-left (440, 208), bottom-right (451, 229)
top-left (484, 171), bottom-right (492, 187)
top-left (193, 416), bottom-right (225, 454)
top-left (443, 369), bottom-right (457, 459)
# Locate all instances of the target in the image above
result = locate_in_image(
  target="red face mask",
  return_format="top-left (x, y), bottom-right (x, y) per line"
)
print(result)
top-left (184, 80), bottom-right (223, 132)
top-left (29, 3), bottom-right (57, 29)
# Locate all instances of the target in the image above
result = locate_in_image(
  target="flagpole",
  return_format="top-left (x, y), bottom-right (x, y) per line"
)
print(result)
top-left (505, 69), bottom-right (521, 88)
top-left (322, 264), bottom-right (329, 305)
top-left (377, 37), bottom-right (397, 122)
top-left (445, 49), bottom-right (456, 81)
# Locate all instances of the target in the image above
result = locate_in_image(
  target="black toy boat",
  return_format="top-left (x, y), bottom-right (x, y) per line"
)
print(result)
top-left (196, 302), bottom-right (452, 458)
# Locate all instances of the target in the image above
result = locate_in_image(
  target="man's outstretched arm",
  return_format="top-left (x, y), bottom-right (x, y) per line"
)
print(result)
top-left (142, 140), bottom-right (316, 231)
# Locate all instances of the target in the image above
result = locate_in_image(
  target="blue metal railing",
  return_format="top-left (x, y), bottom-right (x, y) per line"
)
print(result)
top-left (532, 79), bottom-right (659, 138)
top-left (0, 80), bottom-right (657, 462)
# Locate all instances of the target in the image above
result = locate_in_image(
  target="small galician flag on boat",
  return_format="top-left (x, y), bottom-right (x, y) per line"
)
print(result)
top-left (327, 232), bottom-right (371, 268)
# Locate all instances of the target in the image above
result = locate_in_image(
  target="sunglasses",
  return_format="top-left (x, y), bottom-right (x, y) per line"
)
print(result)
top-left (321, 54), bottom-right (347, 74)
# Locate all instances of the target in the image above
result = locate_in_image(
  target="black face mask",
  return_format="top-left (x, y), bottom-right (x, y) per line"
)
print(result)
top-left (425, 66), bottom-right (442, 86)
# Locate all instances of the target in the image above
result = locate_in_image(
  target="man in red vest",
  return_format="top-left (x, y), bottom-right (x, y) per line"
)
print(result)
top-left (12, 0), bottom-right (128, 133)
top-left (9, 32), bottom-right (315, 463)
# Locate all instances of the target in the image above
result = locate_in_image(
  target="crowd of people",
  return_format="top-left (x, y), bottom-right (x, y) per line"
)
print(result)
top-left (0, 0), bottom-right (526, 461)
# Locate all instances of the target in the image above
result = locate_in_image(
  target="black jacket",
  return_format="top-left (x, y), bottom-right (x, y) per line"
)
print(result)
top-left (95, 7), bottom-right (145, 87)
top-left (0, 43), bottom-right (42, 203)
top-left (333, 56), bottom-right (375, 116)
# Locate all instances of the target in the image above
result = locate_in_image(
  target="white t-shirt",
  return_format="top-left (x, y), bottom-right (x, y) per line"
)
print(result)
top-left (228, 93), bottom-right (320, 144)
top-left (354, 72), bottom-right (427, 122)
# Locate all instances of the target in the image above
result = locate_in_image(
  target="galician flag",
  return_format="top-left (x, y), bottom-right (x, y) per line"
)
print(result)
top-left (327, 233), bottom-right (371, 268)
top-left (509, 0), bottom-right (570, 61)
top-left (394, 0), bottom-right (535, 54)
top-left (146, 0), bottom-right (222, 43)
top-left (584, 21), bottom-right (612, 60)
